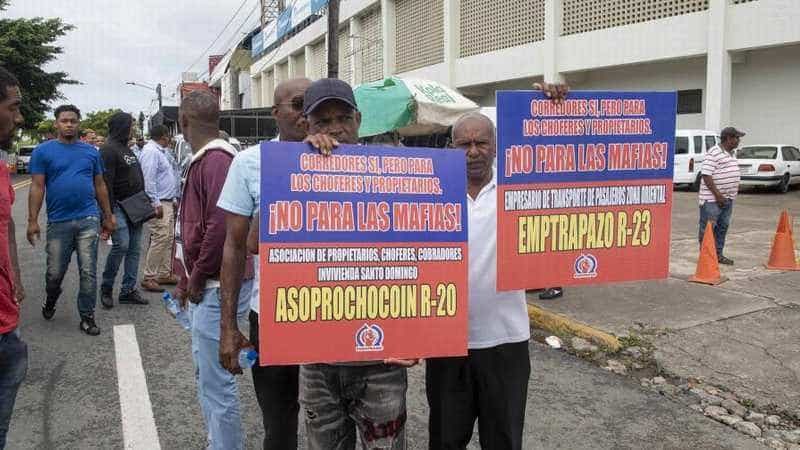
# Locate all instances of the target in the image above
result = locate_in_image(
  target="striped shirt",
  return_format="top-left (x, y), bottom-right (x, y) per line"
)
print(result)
top-left (699, 145), bottom-right (740, 204)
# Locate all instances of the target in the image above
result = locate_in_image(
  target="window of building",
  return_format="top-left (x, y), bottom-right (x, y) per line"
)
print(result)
top-left (677, 89), bottom-right (702, 114)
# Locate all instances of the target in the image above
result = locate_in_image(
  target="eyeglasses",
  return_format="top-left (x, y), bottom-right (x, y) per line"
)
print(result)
top-left (276, 97), bottom-right (304, 111)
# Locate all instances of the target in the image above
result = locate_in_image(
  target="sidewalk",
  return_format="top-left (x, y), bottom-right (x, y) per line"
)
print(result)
top-left (529, 188), bottom-right (800, 413)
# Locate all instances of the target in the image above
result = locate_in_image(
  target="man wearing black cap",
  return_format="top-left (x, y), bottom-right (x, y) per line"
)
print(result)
top-left (698, 126), bottom-right (745, 265)
top-left (297, 78), bottom-right (412, 450)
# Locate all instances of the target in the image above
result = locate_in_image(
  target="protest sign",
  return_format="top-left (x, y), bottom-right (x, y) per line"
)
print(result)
top-left (259, 142), bottom-right (468, 365)
top-left (496, 91), bottom-right (677, 290)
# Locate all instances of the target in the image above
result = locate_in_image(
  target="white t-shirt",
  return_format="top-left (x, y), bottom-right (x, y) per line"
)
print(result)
top-left (467, 174), bottom-right (530, 349)
top-left (217, 145), bottom-right (262, 313)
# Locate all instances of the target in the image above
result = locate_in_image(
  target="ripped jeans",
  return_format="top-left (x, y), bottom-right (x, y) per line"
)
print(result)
top-left (300, 363), bottom-right (407, 450)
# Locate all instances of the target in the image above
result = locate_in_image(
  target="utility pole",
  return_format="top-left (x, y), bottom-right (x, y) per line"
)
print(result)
top-left (138, 111), bottom-right (145, 138)
top-left (156, 83), bottom-right (163, 110)
top-left (327, 0), bottom-right (340, 78)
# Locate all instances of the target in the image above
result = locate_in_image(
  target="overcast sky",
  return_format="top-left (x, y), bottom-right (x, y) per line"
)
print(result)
top-left (4, 0), bottom-right (260, 118)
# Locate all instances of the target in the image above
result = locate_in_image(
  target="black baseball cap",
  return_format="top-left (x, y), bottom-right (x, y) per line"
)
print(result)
top-left (720, 126), bottom-right (746, 139)
top-left (303, 78), bottom-right (358, 116)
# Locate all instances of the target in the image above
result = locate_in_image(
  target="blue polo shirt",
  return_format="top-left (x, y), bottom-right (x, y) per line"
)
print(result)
top-left (30, 139), bottom-right (104, 223)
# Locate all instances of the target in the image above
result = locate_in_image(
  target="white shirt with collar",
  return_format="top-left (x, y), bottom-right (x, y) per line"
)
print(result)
top-left (467, 171), bottom-right (530, 349)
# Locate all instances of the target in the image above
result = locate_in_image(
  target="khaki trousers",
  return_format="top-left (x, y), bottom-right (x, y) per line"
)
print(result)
top-left (143, 201), bottom-right (175, 280)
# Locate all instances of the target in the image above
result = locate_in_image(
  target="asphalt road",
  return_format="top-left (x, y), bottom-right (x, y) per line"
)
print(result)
top-left (4, 179), bottom-right (762, 449)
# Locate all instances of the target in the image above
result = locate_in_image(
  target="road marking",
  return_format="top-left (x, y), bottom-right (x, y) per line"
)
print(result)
top-left (12, 179), bottom-right (31, 190)
top-left (113, 324), bottom-right (162, 450)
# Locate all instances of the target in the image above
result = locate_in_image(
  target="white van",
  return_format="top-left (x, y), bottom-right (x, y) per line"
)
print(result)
top-left (673, 129), bottom-right (720, 190)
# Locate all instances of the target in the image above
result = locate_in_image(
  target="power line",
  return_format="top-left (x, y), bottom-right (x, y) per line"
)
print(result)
top-left (200, 1), bottom-right (262, 81)
top-left (183, 0), bottom-right (253, 74)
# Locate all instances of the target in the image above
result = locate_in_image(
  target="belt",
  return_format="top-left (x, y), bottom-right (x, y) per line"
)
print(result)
top-left (160, 198), bottom-right (175, 202)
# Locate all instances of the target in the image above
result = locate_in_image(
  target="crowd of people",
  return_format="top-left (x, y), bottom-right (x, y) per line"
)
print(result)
top-left (0, 61), bottom-right (747, 450)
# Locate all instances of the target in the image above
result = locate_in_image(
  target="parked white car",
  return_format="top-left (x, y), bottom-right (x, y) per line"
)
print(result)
top-left (673, 130), bottom-right (720, 191)
top-left (16, 145), bottom-right (36, 174)
top-left (737, 145), bottom-right (800, 193)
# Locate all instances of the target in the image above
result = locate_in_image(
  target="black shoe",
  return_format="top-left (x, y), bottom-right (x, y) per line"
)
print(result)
top-left (101, 288), bottom-right (114, 309)
top-left (42, 298), bottom-right (57, 320)
top-left (539, 287), bottom-right (564, 300)
top-left (718, 255), bottom-right (734, 265)
top-left (79, 314), bottom-right (101, 336)
top-left (119, 289), bottom-right (149, 305)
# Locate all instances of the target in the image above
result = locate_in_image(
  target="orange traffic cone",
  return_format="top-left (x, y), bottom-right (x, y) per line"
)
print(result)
top-left (766, 210), bottom-right (800, 271)
top-left (689, 222), bottom-right (726, 285)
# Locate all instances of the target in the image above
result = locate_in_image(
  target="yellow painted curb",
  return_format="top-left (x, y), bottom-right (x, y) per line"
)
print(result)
top-left (528, 303), bottom-right (621, 352)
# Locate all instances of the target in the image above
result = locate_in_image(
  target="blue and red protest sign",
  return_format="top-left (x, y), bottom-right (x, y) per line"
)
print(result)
top-left (259, 142), bottom-right (468, 365)
top-left (496, 91), bottom-right (677, 290)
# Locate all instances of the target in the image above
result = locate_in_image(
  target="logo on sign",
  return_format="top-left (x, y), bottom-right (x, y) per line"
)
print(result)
top-left (573, 254), bottom-right (598, 279)
top-left (355, 323), bottom-right (384, 352)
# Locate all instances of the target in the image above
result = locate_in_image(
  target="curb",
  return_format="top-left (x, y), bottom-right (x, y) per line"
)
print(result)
top-left (527, 302), bottom-right (621, 352)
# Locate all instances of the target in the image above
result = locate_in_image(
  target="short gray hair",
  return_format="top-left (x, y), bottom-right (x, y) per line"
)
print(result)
top-left (451, 112), bottom-right (496, 143)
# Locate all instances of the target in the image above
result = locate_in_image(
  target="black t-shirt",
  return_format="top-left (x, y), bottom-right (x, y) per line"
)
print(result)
top-left (100, 142), bottom-right (145, 205)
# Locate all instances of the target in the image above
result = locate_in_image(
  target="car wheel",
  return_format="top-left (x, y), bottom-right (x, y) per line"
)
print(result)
top-left (777, 173), bottom-right (790, 194)
top-left (691, 174), bottom-right (702, 192)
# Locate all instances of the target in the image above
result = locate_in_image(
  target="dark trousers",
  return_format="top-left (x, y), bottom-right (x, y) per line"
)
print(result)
top-left (426, 341), bottom-right (531, 450)
top-left (249, 311), bottom-right (300, 449)
top-left (0, 329), bottom-right (27, 450)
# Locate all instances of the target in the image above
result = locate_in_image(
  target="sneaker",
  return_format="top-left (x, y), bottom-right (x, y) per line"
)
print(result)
top-left (141, 279), bottom-right (165, 292)
top-left (42, 298), bottom-right (57, 320)
top-left (539, 287), bottom-right (564, 300)
top-left (718, 255), bottom-right (734, 265)
top-left (119, 289), bottom-right (149, 305)
top-left (79, 314), bottom-right (101, 336)
top-left (101, 288), bottom-right (114, 309)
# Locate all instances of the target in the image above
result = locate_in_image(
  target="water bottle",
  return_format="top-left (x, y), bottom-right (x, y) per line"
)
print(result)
top-left (162, 292), bottom-right (191, 330)
top-left (239, 348), bottom-right (258, 369)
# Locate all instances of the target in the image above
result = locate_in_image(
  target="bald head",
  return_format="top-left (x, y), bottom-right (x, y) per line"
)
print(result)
top-left (273, 77), bottom-right (312, 142)
top-left (274, 78), bottom-right (312, 104)
top-left (181, 90), bottom-right (220, 126)
top-left (452, 112), bottom-right (495, 144)
top-left (451, 112), bottom-right (497, 191)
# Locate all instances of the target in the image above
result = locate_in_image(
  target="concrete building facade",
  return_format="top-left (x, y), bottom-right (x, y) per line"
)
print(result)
top-left (249, 0), bottom-right (800, 145)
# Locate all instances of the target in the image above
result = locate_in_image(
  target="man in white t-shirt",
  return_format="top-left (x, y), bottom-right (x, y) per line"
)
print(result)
top-left (425, 112), bottom-right (532, 449)
top-left (698, 126), bottom-right (745, 265)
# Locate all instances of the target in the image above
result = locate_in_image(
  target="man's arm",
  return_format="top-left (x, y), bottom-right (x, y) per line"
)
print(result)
top-left (9, 217), bottom-right (23, 304)
top-left (27, 174), bottom-right (45, 245)
top-left (94, 174), bottom-right (116, 233)
top-left (100, 148), bottom-right (117, 206)
top-left (700, 153), bottom-right (726, 206)
top-left (219, 212), bottom-right (251, 375)
top-left (247, 216), bottom-right (259, 255)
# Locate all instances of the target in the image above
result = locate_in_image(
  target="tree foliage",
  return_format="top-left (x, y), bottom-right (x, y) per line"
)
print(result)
top-left (0, 1), bottom-right (77, 128)
top-left (80, 109), bottom-right (122, 137)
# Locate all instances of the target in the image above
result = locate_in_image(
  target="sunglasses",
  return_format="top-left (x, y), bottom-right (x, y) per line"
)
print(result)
top-left (276, 97), bottom-right (304, 111)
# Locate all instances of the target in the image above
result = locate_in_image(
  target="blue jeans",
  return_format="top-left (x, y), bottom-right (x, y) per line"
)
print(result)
top-left (45, 216), bottom-right (99, 316)
top-left (300, 364), bottom-right (408, 450)
top-left (101, 207), bottom-right (144, 294)
top-left (190, 280), bottom-right (252, 450)
top-left (0, 329), bottom-right (28, 449)
top-left (699, 200), bottom-right (734, 256)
